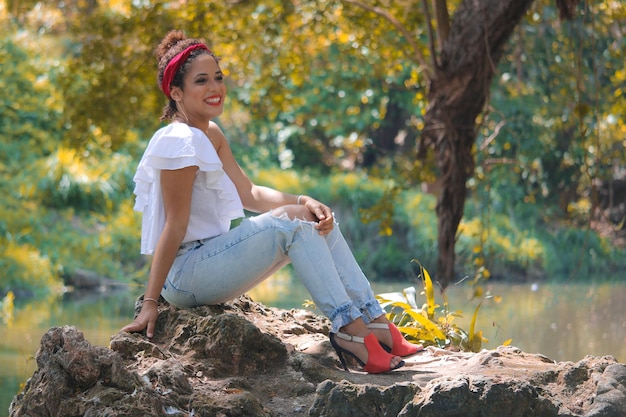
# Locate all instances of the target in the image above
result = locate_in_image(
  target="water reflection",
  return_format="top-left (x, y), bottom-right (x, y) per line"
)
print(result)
top-left (474, 282), bottom-right (626, 363)
top-left (247, 277), bottom-right (626, 363)
top-left (1, 279), bottom-right (625, 415)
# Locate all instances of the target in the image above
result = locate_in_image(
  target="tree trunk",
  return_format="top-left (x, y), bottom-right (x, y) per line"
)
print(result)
top-left (420, 0), bottom-right (535, 288)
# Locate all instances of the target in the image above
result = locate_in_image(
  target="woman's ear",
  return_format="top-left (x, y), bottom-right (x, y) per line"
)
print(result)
top-left (170, 86), bottom-right (182, 101)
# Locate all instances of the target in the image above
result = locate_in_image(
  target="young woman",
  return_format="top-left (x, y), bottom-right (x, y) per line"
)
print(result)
top-left (121, 30), bottom-right (421, 373)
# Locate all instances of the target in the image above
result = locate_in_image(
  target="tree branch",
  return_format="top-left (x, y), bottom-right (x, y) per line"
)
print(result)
top-left (478, 120), bottom-right (506, 151)
top-left (555, 0), bottom-right (580, 19)
top-left (432, 0), bottom-right (450, 48)
top-left (341, 0), bottom-right (432, 81)
top-left (421, 0), bottom-right (439, 70)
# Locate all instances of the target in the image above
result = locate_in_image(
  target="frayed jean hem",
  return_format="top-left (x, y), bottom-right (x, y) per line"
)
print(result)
top-left (329, 302), bottom-right (363, 334)
top-left (360, 299), bottom-right (386, 324)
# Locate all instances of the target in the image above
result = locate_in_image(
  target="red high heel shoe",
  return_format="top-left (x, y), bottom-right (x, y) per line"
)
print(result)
top-left (329, 332), bottom-right (404, 374)
top-left (368, 322), bottom-right (423, 357)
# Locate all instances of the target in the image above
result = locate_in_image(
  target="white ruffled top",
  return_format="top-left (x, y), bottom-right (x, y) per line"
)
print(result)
top-left (133, 123), bottom-right (244, 255)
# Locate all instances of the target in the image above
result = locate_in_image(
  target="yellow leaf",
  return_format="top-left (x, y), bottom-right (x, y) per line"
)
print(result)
top-left (468, 302), bottom-right (483, 348)
top-left (400, 326), bottom-right (439, 344)
top-left (422, 265), bottom-right (436, 318)
top-left (385, 300), bottom-right (415, 312)
top-left (470, 331), bottom-right (483, 352)
top-left (403, 309), bottom-right (446, 340)
top-left (473, 286), bottom-right (484, 298)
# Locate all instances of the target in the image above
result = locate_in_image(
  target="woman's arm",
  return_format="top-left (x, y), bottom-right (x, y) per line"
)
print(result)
top-left (121, 165), bottom-right (197, 337)
top-left (208, 122), bottom-right (299, 212)
top-left (207, 122), bottom-right (334, 234)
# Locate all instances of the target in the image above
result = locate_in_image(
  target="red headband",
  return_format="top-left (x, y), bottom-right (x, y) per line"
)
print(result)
top-left (161, 43), bottom-right (210, 98)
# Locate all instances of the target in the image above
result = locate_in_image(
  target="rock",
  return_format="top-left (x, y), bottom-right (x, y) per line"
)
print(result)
top-left (400, 376), bottom-right (560, 417)
top-left (310, 380), bottom-right (419, 417)
top-left (63, 268), bottom-right (124, 290)
top-left (9, 295), bottom-right (626, 417)
top-left (9, 325), bottom-right (145, 417)
top-left (585, 363), bottom-right (626, 417)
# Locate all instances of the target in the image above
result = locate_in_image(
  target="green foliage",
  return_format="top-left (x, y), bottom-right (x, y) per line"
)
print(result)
top-left (0, 291), bottom-right (15, 325)
top-left (0, 239), bottom-right (63, 297)
top-left (0, 36), bottom-right (64, 166)
top-left (477, 1), bottom-right (626, 217)
top-left (35, 148), bottom-right (115, 212)
top-left (96, 203), bottom-right (145, 276)
top-left (542, 226), bottom-right (624, 279)
top-left (59, 2), bottom-right (173, 150)
top-left (27, 207), bottom-right (143, 285)
top-left (1, 0), bottom-right (624, 299)
top-left (251, 167), bottom-right (625, 282)
top-left (399, 191), bottom-right (440, 268)
top-left (32, 148), bottom-right (135, 213)
top-left (457, 216), bottom-right (545, 279)
top-left (376, 262), bottom-right (502, 353)
top-left (0, 28), bottom-right (141, 292)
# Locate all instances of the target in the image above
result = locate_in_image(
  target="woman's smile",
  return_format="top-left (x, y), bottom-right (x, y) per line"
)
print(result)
top-left (205, 95), bottom-right (222, 105)
top-left (175, 54), bottom-right (227, 124)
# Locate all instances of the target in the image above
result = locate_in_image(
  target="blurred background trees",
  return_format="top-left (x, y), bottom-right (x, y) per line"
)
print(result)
top-left (0, 0), bottom-right (624, 297)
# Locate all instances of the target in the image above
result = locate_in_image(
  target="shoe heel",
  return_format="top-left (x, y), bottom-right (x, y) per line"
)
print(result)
top-left (329, 334), bottom-right (352, 371)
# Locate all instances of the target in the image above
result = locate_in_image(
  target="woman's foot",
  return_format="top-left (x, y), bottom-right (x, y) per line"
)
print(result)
top-left (330, 319), bottom-right (403, 373)
top-left (368, 318), bottom-right (424, 357)
top-left (330, 332), bottom-right (404, 373)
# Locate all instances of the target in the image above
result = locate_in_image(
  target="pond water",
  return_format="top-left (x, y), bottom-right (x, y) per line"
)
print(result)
top-left (2, 277), bottom-right (625, 415)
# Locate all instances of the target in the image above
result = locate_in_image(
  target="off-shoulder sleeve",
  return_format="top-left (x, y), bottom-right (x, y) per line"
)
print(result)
top-left (132, 124), bottom-right (244, 255)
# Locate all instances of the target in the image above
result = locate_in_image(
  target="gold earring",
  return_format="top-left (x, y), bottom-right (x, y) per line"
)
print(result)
top-left (176, 100), bottom-right (189, 123)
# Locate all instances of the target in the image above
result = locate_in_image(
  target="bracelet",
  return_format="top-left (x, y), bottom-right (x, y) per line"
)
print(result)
top-left (143, 297), bottom-right (159, 304)
top-left (297, 195), bottom-right (303, 205)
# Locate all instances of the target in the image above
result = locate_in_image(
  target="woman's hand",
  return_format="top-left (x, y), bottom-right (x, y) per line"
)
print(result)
top-left (121, 302), bottom-right (159, 338)
top-left (302, 196), bottom-right (334, 236)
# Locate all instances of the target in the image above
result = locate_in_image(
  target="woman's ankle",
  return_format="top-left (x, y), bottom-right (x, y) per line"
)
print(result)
top-left (340, 318), bottom-right (370, 338)
top-left (368, 322), bottom-right (394, 348)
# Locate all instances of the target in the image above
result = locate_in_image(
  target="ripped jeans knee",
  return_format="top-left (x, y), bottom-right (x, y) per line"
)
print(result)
top-left (271, 204), bottom-right (317, 223)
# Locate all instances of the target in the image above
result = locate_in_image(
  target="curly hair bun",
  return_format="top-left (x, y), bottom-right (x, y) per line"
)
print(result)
top-left (156, 30), bottom-right (187, 62)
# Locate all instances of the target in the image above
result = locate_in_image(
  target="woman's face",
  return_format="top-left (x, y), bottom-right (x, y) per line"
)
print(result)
top-left (177, 53), bottom-right (226, 122)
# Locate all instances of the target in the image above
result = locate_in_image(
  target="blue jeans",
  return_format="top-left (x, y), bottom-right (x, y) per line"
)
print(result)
top-left (161, 211), bottom-right (384, 333)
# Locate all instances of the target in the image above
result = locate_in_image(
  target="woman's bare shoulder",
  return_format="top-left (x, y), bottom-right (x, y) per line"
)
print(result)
top-left (207, 121), bottom-right (228, 151)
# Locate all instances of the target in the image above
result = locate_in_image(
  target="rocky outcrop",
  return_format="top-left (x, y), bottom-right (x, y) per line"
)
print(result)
top-left (9, 296), bottom-right (626, 417)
